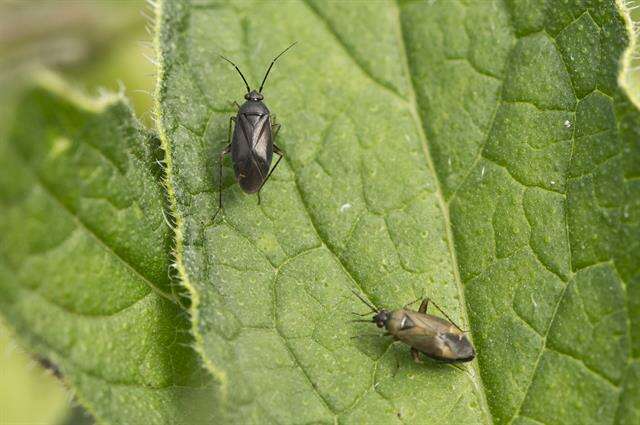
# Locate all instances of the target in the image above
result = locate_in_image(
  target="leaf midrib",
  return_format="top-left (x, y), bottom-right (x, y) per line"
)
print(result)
top-left (392, 2), bottom-right (493, 423)
top-left (296, 1), bottom-right (494, 422)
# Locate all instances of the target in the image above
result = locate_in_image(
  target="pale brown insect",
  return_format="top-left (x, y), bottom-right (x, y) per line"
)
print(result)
top-left (352, 291), bottom-right (475, 363)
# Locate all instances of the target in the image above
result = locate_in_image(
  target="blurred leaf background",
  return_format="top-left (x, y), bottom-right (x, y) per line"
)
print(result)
top-left (1, 1), bottom-right (640, 424)
top-left (0, 1), bottom-right (153, 424)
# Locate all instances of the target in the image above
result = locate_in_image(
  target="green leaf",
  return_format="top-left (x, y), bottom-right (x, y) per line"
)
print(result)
top-left (157, 1), bottom-right (639, 424)
top-left (0, 75), bottom-right (219, 424)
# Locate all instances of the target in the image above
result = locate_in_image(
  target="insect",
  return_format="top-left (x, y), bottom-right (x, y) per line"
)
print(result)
top-left (352, 291), bottom-right (475, 363)
top-left (213, 42), bottom-right (296, 220)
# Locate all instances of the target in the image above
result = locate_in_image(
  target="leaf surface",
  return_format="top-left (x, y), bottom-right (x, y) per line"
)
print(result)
top-left (0, 77), bottom-right (219, 425)
top-left (157, 1), bottom-right (639, 424)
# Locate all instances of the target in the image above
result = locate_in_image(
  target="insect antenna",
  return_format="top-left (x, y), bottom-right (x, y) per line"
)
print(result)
top-left (447, 363), bottom-right (473, 378)
top-left (351, 289), bottom-right (379, 313)
top-left (258, 41), bottom-right (297, 93)
top-left (429, 299), bottom-right (466, 333)
top-left (349, 319), bottom-right (374, 323)
top-left (403, 297), bottom-right (422, 309)
top-left (350, 333), bottom-right (389, 339)
top-left (220, 55), bottom-right (251, 93)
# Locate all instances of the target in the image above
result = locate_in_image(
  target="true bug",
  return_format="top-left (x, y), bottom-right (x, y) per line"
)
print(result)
top-left (352, 291), bottom-right (475, 363)
top-left (213, 42), bottom-right (296, 220)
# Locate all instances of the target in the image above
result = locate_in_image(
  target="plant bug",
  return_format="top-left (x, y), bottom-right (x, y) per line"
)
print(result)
top-left (351, 291), bottom-right (475, 363)
top-left (213, 42), bottom-right (297, 220)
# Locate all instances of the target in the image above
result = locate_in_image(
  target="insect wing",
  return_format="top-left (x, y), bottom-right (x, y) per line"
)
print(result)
top-left (394, 311), bottom-right (437, 340)
top-left (232, 115), bottom-right (253, 164)
top-left (251, 114), bottom-right (272, 162)
top-left (398, 312), bottom-right (474, 362)
top-left (394, 311), bottom-right (455, 358)
top-left (235, 115), bottom-right (269, 169)
top-left (238, 114), bottom-right (271, 168)
top-left (230, 114), bottom-right (265, 193)
top-left (406, 311), bottom-right (448, 334)
top-left (396, 326), bottom-right (442, 359)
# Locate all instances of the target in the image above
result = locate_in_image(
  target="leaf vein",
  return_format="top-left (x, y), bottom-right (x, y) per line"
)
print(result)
top-left (272, 255), bottom-right (339, 422)
top-left (546, 346), bottom-right (621, 389)
top-left (14, 148), bottom-right (177, 305)
top-left (301, 0), bottom-right (407, 102)
top-left (508, 23), bottom-right (581, 423)
top-left (394, 1), bottom-right (494, 422)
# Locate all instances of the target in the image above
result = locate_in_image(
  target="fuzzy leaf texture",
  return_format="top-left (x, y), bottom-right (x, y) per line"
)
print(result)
top-left (0, 0), bottom-right (638, 424)
top-left (0, 77), bottom-right (219, 424)
top-left (156, 0), bottom-right (639, 424)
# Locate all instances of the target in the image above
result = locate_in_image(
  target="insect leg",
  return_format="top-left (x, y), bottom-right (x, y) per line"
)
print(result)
top-left (418, 299), bottom-right (429, 314)
top-left (403, 297), bottom-right (422, 310)
top-left (270, 115), bottom-right (280, 139)
top-left (228, 116), bottom-right (236, 143)
top-left (411, 348), bottom-right (422, 364)
top-left (429, 299), bottom-right (467, 333)
top-left (212, 143), bottom-right (231, 221)
top-left (272, 123), bottom-right (281, 140)
top-left (213, 116), bottom-right (235, 221)
top-left (256, 143), bottom-right (285, 194)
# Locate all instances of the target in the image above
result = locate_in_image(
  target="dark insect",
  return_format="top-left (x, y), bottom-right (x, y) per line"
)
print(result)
top-left (352, 291), bottom-right (475, 363)
top-left (213, 42), bottom-right (296, 220)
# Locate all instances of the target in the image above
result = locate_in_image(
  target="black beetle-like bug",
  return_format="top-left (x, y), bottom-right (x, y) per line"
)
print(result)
top-left (213, 42), bottom-right (296, 220)
top-left (352, 291), bottom-right (476, 363)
